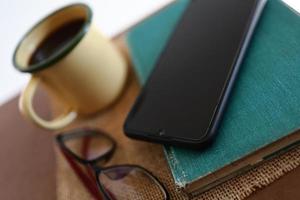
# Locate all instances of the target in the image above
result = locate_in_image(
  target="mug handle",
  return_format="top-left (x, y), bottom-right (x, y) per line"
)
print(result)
top-left (19, 76), bottom-right (77, 130)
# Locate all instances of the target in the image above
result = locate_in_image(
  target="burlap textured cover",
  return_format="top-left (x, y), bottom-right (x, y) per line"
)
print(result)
top-left (56, 76), bottom-right (300, 200)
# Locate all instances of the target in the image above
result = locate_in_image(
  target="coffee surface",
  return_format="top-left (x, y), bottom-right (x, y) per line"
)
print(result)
top-left (29, 18), bottom-right (85, 65)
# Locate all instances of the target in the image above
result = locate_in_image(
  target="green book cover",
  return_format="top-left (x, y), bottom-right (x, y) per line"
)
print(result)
top-left (126, 0), bottom-right (300, 191)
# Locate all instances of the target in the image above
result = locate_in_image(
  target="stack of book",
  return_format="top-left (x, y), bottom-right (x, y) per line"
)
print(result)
top-left (126, 0), bottom-right (300, 196)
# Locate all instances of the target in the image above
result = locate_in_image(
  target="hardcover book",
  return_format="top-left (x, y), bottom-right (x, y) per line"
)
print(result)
top-left (126, 0), bottom-right (300, 195)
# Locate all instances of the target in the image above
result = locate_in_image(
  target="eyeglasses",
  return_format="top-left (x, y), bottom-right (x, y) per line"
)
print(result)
top-left (56, 128), bottom-right (169, 200)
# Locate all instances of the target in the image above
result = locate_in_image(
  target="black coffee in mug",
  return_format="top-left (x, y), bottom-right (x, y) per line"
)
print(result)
top-left (29, 18), bottom-right (85, 65)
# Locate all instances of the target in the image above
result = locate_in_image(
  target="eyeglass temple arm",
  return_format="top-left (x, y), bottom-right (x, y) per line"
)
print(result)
top-left (60, 149), bottom-right (103, 200)
top-left (81, 136), bottom-right (117, 200)
top-left (82, 137), bottom-right (95, 179)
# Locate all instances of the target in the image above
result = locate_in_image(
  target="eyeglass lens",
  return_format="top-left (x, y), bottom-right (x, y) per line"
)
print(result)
top-left (64, 132), bottom-right (114, 161)
top-left (98, 166), bottom-right (167, 200)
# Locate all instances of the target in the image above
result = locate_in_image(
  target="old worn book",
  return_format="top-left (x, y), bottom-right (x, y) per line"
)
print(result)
top-left (126, 0), bottom-right (300, 195)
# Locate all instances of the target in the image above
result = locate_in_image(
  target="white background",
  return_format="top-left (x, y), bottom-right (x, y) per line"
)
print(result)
top-left (0, 0), bottom-right (299, 106)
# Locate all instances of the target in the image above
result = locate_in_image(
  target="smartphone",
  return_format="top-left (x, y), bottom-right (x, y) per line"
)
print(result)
top-left (124, 0), bottom-right (267, 148)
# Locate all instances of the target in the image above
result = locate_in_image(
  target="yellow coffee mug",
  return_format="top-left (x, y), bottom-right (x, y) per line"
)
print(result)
top-left (13, 4), bottom-right (127, 130)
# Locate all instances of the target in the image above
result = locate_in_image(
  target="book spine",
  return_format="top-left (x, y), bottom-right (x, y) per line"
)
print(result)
top-left (163, 146), bottom-right (188, 187)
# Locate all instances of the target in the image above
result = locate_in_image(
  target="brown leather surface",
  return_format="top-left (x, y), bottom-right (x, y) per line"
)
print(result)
top-left (0, 91), bottom-right (56, 200)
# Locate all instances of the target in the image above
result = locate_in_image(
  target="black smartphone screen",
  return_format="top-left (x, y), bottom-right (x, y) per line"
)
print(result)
top-left (124, 0), bottom-right (266, 145)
